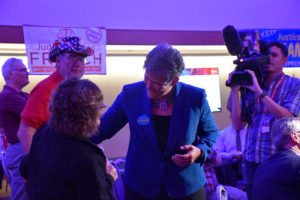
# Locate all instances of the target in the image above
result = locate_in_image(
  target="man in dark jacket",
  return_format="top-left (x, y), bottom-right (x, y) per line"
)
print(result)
top-left (253, 117), bottom-right (300, 200)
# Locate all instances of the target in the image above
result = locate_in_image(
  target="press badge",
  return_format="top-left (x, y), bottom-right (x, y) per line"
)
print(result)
top-left (261, 125), bottom-right (270, 133)
top-left (261, 113), bottom-right (271, 133)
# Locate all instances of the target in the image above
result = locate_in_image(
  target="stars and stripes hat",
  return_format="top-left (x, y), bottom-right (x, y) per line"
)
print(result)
top-left (49, 36), bottom-right (94, 62)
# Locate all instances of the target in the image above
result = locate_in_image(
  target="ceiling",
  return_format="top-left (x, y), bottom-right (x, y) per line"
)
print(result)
top-left (0, 0), bottom-right (299, 31)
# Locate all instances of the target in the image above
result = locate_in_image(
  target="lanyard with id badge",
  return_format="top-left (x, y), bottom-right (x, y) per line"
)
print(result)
top-left (261, 74), bottom-right (285, 133)
top-left (261, 115), bottom-right (271, 133)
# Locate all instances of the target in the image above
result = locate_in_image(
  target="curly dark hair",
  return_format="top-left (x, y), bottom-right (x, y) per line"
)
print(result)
top-left (143, 43), bottom-right (185, 81)
top-left (49, 78), bottom-right (103, 139)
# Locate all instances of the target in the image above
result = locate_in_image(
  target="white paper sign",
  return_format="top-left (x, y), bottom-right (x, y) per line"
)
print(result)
top-left (23, 26), bottom-right (106, 74)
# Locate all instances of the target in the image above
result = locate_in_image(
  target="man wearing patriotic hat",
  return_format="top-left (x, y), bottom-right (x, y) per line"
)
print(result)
top-left (18, 36), bottom-right (93, 153)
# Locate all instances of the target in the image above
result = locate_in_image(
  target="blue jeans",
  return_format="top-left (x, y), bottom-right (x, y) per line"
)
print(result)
top-left (5, 143), bottom-right (28, 200)
top-left (242, 160), bottom-right (260, 200)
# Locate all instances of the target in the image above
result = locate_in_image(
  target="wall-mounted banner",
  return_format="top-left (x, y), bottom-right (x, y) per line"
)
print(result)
top-left (239, 29), bottom-right (300, 67)
top-left (257, 29), bottom-right (300, 67)
top-left (23, 26), bottom-right (106, 74)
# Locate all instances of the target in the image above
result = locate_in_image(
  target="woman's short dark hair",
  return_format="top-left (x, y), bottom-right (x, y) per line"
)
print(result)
top-left (49, 78), bottom-right (103, 138)
top-left (143, 43), bottom-right (185, 81)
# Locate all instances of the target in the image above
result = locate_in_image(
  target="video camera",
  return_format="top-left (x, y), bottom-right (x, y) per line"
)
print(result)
top-left (223, 25), bottom-right (270, 87)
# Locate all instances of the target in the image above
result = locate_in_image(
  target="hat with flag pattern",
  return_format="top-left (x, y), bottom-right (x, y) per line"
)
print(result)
top-left (49, 36), bottom-right (94, 62)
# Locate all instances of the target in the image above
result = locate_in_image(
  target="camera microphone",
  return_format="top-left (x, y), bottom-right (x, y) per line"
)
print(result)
top-left (258, 40), bottom-right (269, 55)
top-left (222, 25), bottom-right (242, 56)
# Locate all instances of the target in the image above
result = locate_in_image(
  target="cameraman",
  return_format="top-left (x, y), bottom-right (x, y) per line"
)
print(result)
top-left (228, 41), bottom-right (300, 200)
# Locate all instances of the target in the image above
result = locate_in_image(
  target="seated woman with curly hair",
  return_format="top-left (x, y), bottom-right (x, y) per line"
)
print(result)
top-left (20, 78), bottom-right (117, 200)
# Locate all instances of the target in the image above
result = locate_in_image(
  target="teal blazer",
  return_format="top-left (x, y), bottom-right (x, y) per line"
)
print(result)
top-left (91, 81), bottom-right (219, 198)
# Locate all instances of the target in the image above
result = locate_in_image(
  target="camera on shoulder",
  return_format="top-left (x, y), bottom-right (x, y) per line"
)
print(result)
top-left (222, 25), bottom-right (270, 87)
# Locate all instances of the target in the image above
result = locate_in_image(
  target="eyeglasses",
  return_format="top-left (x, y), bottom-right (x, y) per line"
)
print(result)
top-left (144, 75), bottom-right (173, 88)
top-left (98, 104), bottom-right (107, 110)
top-left (65, 54), bottom-right (88, 64)
top-left (13, 68), bottom-right (28, 73)
top-left (71, 56), bottom-right (88, 64)
top-left (97, 104), bottom-right (107, 114)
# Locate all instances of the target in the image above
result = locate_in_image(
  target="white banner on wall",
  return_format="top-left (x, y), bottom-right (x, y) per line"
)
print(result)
top-left (23, 26), bottom-right (106, 74)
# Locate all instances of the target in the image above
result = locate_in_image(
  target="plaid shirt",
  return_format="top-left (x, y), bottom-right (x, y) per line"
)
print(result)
top-left (244, 73), bottom-right (300, 163)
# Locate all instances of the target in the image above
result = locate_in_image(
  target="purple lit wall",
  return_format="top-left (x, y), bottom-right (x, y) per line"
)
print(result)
top-left (0, 0), bottom-right (299, 30)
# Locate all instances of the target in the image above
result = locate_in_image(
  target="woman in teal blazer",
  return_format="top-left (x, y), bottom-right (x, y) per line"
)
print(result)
top-left (91, 43), bottom-right (219, 200)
